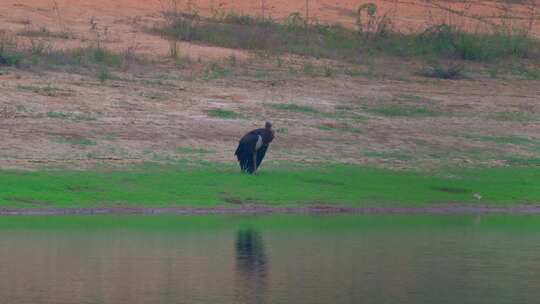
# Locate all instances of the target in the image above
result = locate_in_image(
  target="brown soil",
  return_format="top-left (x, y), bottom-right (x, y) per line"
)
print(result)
top-left (0, 0), bottom-right (539, 170)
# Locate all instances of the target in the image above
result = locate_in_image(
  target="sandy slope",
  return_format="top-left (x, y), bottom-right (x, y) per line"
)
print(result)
top-left (0, 1), bottom-right (539, 170)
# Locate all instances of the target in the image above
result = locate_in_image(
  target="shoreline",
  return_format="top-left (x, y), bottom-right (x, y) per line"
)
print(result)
top-left (1, 205), bottom-right (540, 216)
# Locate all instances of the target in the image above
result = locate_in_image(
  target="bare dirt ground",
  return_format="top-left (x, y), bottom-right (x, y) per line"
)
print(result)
top-left (3, 204), bottom-right (540, 215)
top-left (1, 0), bottom-right (539, 170)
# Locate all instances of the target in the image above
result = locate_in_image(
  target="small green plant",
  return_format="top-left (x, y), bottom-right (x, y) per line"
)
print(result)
top-left (206, 108), bottom-right (241, 119)
top-left (97, 66), bottom-right (111, 83)
top-left (486, 66), bottom-right (500, 78)
top-left (276, 127), bottom-right (289, 134)
top-left (46, 111), bottom-right (69, 119)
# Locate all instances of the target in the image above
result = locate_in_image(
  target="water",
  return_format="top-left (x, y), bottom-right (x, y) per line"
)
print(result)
top-left (0, 215), bottom-right (539, 304)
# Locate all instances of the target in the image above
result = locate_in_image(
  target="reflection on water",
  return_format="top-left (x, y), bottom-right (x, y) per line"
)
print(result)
top-left (0, 215), bottom-right (539, 304)
top-left (235, 228), bottom-right (267, 303)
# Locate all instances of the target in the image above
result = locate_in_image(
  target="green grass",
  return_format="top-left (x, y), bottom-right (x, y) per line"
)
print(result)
top-left (176, 147), bottom-right (216, 154)
top-left (265, 103), bottom-right (319, 114)
top-left (505, 157), bottom-right (540, 167)
top-left (364, 151), bottom-right (414, 160)
top-left (366, 105), bottom-right (438, 117)
top-left (206, 108), bottom-right (241, 119)
top-left (466, 134), bottom-right (534, 145)
top-left (46, 111), bottom-right (69, 119)
top-left (317, 123), bottom-right (361, 133)
top-left (1, 214), bottom-right (540, 232)
top-left (486, 112), bottom-right (537, 122)
top-left (54, 137), bottom-right (96, 146)
top-left (0, 164), bottom-right (538, 209)
top-left (46, 111), bottom-right (96, 121)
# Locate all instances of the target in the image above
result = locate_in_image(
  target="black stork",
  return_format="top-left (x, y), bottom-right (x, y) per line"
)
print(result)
top-left (235, 122), bottom-right (275, 174)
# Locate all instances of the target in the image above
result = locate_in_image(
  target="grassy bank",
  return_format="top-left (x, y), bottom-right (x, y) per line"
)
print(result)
top-left (0, 214), bottom-right (540, 231)
top-left (154, 11), bottom-right (539, 64)
top-left (0, 164), bottom-right (538, 209)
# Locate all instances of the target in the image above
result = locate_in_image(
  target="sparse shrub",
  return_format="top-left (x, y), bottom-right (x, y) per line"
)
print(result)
top-left (174, 53), bottom-right (192, 67)
top-left (18, 27), bottom-right (73, 39)
top-left (161, 11), bottom-right (201, 42)
top-left (168, 40), bottom-right (179, 59)
top-left (0, 32), bottom-right (22, 67)
top-left (0, 51), bottom-right (23, 67)
top-left (414, 24), bottom-right (534, 61)
top-left (222, 12), bottom-right (257, 26)
top-left (285, 12), bottom-right (305, 31)
top-left (356, 3), bottom-right (392, 39)
top-left (28, 37), bottom-right (51, 56)
top-left (276, 56), bottom-right (283, 67)
top-left (324, 66), bottom-right (333, 77)
top-left (204, 62), bottom-right (231, 79)
top-left (511, 64), bottom-right (540, 80)
top-left (418, 61), bottom-right (465, 79)
top-left (97, 66), bottom-right (111, 83)
top-left (226, 53), bottom-right (237, 67)
top-left (17, 84), bottom-right (73, 97)
top-left (302, 62), bottom-right (314, 75)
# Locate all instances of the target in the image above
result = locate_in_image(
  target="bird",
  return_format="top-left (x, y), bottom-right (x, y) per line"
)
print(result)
top-left (235, 122), bottom-right (275, 174)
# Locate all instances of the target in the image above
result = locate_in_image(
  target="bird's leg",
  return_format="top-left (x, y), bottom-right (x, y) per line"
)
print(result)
top-left (252, 151), bottom-right (257, 174)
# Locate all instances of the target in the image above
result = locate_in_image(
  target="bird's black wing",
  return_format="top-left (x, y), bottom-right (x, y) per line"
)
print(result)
top-left (235, 134), bottom-right (256, 158)
top-left (256, 145), bottom-right (268, 169)
top-left (235, 133), bottom-right (260, 173)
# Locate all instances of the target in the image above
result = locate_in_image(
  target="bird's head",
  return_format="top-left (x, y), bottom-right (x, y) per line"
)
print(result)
top-left (263, 122), bottom-right (275, 145)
